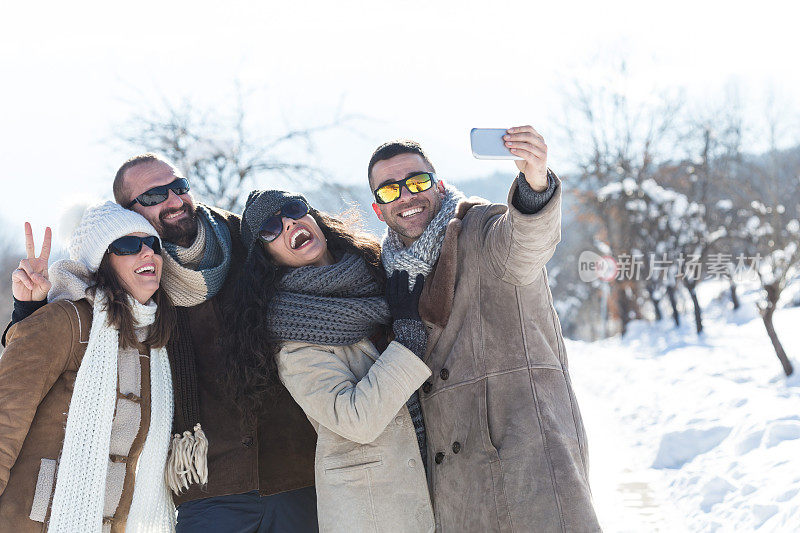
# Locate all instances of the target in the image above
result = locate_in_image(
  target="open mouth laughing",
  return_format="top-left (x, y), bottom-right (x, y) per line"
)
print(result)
top-left (289, 226), bottom-right (313, 250)
top-left (134, 263), bottom-right (157, 276)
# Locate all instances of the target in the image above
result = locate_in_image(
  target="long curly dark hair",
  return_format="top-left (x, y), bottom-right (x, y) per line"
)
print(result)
top-left (221, 206), bottom-right (386, 423)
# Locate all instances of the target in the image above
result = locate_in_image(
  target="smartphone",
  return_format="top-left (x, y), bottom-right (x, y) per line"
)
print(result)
top-left (470, 128), bottom-right (522, 160)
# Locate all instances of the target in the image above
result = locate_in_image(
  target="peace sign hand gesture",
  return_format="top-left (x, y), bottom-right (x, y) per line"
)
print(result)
top-left (11, 222), bottom-right (52, 302)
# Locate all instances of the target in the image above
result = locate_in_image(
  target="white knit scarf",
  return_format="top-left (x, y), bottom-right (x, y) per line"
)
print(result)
top-left (48, 293), bottom-right (175, 533)
top-left (381, 183), bottom-right (465, 288)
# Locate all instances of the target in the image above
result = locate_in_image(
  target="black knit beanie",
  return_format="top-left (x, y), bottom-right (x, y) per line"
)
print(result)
top-left (240, 189), bottom-right (309, 258)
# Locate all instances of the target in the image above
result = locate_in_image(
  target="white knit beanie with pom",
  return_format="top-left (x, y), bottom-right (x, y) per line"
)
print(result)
top-left (65, 200), bottom-right (158, 269)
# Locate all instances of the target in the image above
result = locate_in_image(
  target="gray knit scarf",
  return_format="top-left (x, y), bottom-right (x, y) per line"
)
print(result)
top-left (268, 253), bottom-right (391, 346)
top-left (381, 183), bottom-right (465, 288)
top-left (161, 205), bottom-right (233, 307)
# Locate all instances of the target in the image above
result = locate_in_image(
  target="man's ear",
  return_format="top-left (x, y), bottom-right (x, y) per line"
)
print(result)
top-left (371, 202), bottom-right (385, 222)
top-left (437, 180), bottom-right (446, 197)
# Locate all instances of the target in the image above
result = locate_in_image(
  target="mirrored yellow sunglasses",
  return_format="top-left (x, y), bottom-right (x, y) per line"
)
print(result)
top-left (373, 172), bottom-right (436, 204)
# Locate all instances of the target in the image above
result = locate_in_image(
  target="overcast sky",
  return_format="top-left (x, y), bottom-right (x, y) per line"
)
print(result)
top-left (1, 0), bottom-right (798, 249)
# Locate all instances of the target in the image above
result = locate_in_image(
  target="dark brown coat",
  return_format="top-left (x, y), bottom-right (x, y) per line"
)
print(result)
top-left (167, 207), bottom-right (317, 505)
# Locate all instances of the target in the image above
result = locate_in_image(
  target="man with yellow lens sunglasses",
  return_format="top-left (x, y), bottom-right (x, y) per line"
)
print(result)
top-left (369, 126), bottom-right (599, 532)
top-left (372, 172), bottom-right (436, 204)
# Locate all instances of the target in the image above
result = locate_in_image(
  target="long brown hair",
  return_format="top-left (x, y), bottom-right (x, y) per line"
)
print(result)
top-left (221, 206), bottom-right (385, 422)
top-left (87, 254), bottom-right (176, 349)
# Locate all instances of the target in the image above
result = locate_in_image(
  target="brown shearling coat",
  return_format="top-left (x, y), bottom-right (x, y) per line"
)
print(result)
top-left (417, 174), bottom-right (601, 532)
top-left (0, 299), bottom-right (154, 532)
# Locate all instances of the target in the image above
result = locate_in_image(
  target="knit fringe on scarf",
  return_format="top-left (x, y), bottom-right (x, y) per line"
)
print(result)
top-left (165, 424), bottom-right (209, 494)
top-left (48, 292), bottom-right (175, 533)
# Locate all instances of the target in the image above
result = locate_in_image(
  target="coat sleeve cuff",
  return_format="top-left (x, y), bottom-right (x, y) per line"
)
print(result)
top-left (512, 168), bottom-right (557, 214)
top-left (2, 297), bottom-right (47, 347)
top-left (378, 341), bottom-right (433, 391)
top-left (392, 319), bottom-right (428, 359)
top-left (504, 169), bottom-right (562, 250)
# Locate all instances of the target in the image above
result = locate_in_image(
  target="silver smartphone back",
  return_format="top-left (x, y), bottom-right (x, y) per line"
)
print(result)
top-left (470, 128), bottom-right (521, 160)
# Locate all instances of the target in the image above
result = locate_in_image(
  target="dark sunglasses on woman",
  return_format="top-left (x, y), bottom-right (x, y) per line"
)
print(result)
top-left (372, 172), bottom-right (435, 204)
top-left (258, 200), bottom-right (310, 243)
top-left (126, 178), bottom-right (191, 208)
top-left (107, 235), bottom-right (162, 256)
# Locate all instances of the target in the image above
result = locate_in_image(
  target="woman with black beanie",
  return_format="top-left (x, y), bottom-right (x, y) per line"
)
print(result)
top-left (223, 189), bottom-right (434, 533)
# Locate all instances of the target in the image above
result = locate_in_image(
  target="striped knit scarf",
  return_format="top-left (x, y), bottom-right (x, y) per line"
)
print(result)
top-left (159, 205), bottom-right (232, 493)
top-left (48, 293), bottom-right (175, 533)
top-left (161, 205), bottom-right (232, 307)
top-left (381, 184), bottom-right (465, 288)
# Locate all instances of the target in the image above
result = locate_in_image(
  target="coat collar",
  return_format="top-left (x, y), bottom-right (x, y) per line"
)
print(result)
top-left (418, 196), bottom-right (489, 328)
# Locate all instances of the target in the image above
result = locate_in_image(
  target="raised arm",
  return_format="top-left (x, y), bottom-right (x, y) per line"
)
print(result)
top-left (3, 223), bottom-right (52, 346)
top-left (481, 126), bottom-right (562, 285)
top-left (276, 340), bottom-right (431, 445)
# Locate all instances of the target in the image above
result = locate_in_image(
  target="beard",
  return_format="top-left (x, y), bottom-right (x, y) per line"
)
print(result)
top-left (157, 204), bottom-right (199, 247)
top-left (385, 193), bottom-right (442, 244)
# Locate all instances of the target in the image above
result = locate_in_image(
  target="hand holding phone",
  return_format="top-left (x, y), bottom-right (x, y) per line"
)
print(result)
top-left (471, 126), bottom-right (550, 191)
top-left (470, 128), bottom-right (523, 160)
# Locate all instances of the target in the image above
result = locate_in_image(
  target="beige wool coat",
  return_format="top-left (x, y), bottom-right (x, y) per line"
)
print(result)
top-left (417, 173), bottom-right (601, 532)
top-left (276, 338), bottom-right (435, 533)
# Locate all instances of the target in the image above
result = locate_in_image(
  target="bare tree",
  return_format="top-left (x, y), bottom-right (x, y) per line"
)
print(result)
top-left (114, 87), bottom-right (360, 212)
top-left (560, 58), bottom-right (684, 335)
top-left (730, 156), bottom-right (799, 376)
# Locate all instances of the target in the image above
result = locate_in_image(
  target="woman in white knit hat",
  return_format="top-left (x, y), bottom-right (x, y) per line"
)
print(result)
top-left (0, 201), bottom-right (177, 532)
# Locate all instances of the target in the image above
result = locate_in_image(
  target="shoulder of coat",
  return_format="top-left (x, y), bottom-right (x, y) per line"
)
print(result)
top-left (455, 199), bottom-right (507, 237)
top-left (454, 196), bottom-right (491, 220)
top-left (10, 299), bottom-right (90, 369)
top-left (50, 299), bottom-right (91, 345)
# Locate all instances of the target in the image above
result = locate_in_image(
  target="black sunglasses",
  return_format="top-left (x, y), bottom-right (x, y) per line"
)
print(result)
top-left (107, 235), bottom-right (162, 256)
top-left (258, 200), bottom-right (310, 243)
top-left (126, 178), bottom-right (190, 208)
top-left (373, 172), bottom-right (435, 204)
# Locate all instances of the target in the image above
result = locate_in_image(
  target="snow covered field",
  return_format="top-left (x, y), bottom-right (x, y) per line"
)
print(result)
top-left (568, 281), bottom-right (800, 532)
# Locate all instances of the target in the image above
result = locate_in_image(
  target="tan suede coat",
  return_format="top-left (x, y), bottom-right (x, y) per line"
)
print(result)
top-left (417, 174), bottom-right (601, 532)
top-left (0, 299), bottom-right (155, 532)
top-left (276, 339), bottom-right (435, 533)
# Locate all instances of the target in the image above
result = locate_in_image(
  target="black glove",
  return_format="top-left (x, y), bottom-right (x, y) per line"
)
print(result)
top-left (386, 270), bottom-right (425, 321)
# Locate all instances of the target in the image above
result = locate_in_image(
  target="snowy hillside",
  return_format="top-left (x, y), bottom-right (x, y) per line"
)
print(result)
top-left (568, 280), bottom-right (800, 532)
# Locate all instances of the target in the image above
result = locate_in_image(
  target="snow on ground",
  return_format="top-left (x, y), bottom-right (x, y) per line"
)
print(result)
top-left (567, 280), bottom-right (800, 532)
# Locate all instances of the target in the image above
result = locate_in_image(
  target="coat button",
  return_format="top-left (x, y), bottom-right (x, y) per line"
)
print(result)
top-left (422, 381), bottom-right (433, 394)
top-left (242, 436), bottom-right (254, 447)
top-left (408, 459), bottom-right (416, 468)
top-left (434, 452), bottom-right (445, 464)
top-left (440, 368), bottom-right (449, 380)
top-left (395, 416), bottom-right (403, 426)
top-left (452, 441), bottom-right (461, 454)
